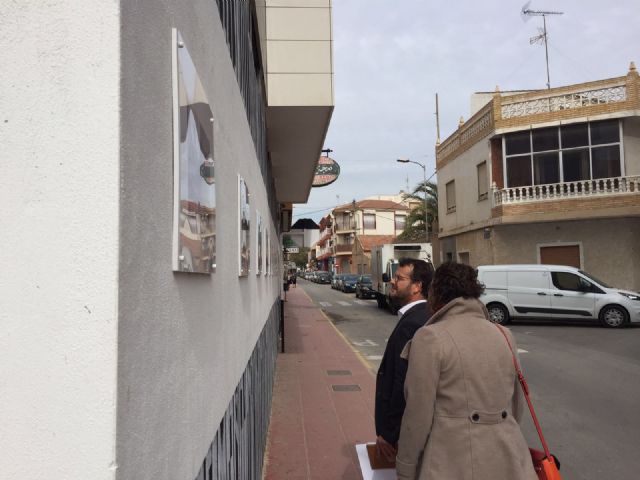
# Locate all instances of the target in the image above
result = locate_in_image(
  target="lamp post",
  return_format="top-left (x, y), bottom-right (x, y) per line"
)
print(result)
top-left (397, 158), bottom-right (433, 243)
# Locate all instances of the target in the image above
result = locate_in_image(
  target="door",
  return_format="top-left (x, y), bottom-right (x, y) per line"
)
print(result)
top-left (507, 270), bottom-right (552, 317)
top-left (540, 245), bottom-right (581, 268)
top-left (549, 271), bottom-right (597, 318)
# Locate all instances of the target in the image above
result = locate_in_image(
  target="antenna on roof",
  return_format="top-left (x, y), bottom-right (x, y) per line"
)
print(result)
top-left (521, 1), bottom-right (563, 89)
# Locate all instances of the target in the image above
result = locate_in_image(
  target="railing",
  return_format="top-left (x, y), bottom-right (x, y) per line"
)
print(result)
top-left (494, 176), bottom-right (640, 206)
top-left (334, 222), bottom-right (356, 232)
top-left (335, 244), bottom-right (353, 253)
top-left (437, 102), bottom-right (493, 165)
top-left (501, 83), bottom-right (627, 119)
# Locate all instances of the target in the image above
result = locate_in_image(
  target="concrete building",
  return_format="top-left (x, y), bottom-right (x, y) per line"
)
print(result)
top-left (1, 1), bottom-right (333, 479)
top-left (331, 200), bottom-right (409, 273)
top-left (315, 214), bottom-right (334, 271)
top-left (436, 64), bottom-right (639, 291)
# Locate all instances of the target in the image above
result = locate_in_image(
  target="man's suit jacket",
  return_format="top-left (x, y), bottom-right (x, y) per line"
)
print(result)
top-left (375, 301), bottom-right (430, 446)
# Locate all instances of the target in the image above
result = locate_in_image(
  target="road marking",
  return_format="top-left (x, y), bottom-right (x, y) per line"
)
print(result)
top-left (353, 339), bottom-right (379, 347)
top-left (518, 348), bottom-right (528, 353)
top-left (337, 301), bottom-right (352, 307)
top-left (353, 300), bottom-right (368, 305)
top-left (366, 355), bottom-right (383, 361)
top-left (318, 301), bottom-right (332, 307)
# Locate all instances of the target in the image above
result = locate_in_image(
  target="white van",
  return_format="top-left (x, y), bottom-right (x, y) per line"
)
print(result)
top-left (477, 265), bottom-right (640, 328)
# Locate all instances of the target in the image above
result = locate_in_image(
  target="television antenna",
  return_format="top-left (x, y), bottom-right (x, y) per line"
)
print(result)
top-left (521, 1), bottom-right (563, 89)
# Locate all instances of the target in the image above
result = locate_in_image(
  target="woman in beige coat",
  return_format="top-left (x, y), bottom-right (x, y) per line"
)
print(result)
top-left (396, 263), bottom-right (537, 480)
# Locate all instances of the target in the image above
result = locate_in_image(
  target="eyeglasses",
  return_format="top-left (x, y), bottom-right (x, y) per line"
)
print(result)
top-left (392, 274), bottom-right (412, 283)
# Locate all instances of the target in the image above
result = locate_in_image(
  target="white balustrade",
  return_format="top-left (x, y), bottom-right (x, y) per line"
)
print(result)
top-left (493, 176), bottom-right (640, 206)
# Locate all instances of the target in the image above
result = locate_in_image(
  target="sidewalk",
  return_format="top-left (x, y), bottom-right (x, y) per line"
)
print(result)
top-left (263, 286), bottom-right (378, 480)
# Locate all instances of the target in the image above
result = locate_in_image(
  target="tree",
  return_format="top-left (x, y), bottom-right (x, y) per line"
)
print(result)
top-left (289, 247), bottom-right (310, 269)
top-left (397, 180), bottom-right (438, 242)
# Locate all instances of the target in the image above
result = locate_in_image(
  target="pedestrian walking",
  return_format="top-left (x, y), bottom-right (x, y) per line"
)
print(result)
top-left (375, 258), bottom-right (434, 463)
top-left (395, 262), bottom-right (537, 480)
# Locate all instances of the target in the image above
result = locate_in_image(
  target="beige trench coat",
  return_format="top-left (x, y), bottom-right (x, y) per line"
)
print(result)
top-left (396, 297), bottom-right (538, 480)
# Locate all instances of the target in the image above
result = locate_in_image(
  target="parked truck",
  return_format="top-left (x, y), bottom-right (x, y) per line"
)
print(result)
top-left (370, 243), bottom-right (432, 313)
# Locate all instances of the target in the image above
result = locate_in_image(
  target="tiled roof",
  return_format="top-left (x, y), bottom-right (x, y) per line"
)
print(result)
top-left (333, 200), bottom-right (408, 212)
top-left (291, 218), bottom-right (319, 230)
top-left (357, 235), bottom-right (396, 252)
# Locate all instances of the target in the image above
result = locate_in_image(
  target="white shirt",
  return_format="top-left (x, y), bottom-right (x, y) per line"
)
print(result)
top-left (398, 299), bottom-right (427, 317)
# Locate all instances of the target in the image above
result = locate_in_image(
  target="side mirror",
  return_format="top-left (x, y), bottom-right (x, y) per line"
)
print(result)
top-left (382, 273), bottom-right (390, 283)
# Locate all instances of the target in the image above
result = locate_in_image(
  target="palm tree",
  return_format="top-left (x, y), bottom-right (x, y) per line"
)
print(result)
top-left (397, 180), bottom-right (438, 242)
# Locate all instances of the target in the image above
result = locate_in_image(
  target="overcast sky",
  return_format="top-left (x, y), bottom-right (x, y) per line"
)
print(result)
top-left (293, 0), bottom-right (639, 223)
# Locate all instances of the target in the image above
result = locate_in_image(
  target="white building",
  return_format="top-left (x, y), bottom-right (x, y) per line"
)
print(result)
top-left (0, 1), bottom-right (333, 479)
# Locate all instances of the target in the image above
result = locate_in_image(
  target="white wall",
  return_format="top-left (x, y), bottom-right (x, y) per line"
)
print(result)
top-left (438, 136), bottom-right (493, 235)
top-left (0, 2), bottom-right (121, 479)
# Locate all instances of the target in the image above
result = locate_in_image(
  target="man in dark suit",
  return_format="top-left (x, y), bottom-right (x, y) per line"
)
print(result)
top-left (375, 258), bottom-right (434, 462)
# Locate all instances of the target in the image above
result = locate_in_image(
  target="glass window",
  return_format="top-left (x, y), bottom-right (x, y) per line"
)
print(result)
top-left (363, 213), bottom-right (376, 230)
top-left (532, 127), bottom-right (559, 152)
top-left (590, 120), bottom-right (619, 145)
top-left (561, 123), bottom-right (588, 148)
top-left (394, 215), bottom-right (406, 230)
top-left (477, 161), bottom-right (488, 200)
top-left (534, 152), bottom-right (560, 185)
top-left (592, 146), bottom-right (621, 179)
top-left (446, 180), bottom-right (456, 212)
top-left (562, 149), bottom-right (590, 182)
top-left (505, 131), bottom-right (531, 155)
top-left (551, 272), bottom-right (582, 291)
top-left (507, 155), bottom-right (532, 187)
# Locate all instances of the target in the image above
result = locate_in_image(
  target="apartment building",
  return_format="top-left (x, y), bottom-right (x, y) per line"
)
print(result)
top-left (436, 63), bottom-right (639, 291)
top-left (315, 214), bottom-right (333, 271)
top-left (331, 200), bottom-right (409, 273)
top-left (1, 1), bottom-right (333, 479)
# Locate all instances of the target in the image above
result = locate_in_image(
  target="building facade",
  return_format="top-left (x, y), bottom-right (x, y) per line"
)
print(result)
top-left (330, 200), bottom-right (409, 273)
top-left (1, 1), bottom-right (333, 479)
top-left (436, 64), bottom-right (640, 291)
top-left (288, 218), bottom-right (320, 249)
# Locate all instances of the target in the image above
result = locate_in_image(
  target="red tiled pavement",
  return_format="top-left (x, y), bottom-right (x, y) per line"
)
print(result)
top-left (263, 287), bottom-right (378, 480)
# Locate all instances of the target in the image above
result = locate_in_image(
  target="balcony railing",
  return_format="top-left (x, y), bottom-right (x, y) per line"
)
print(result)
top-left (334, 222), bottom-right (356, 232)
top-left (493, 176), bottom-right (640, 206)
top-left (335, 244), bottom-right (353, 253)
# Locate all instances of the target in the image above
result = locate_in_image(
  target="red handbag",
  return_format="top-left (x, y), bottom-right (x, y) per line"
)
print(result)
top-left (496, 325), bottom-right (563, 480)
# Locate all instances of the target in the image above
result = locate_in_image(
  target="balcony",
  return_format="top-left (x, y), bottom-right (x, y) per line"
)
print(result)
top-left (334, 222), bottom-right (356, 233)
top-left (493, 176), bottom-right (640, 206)
top-left (334, 244), bottom-right (353, 255)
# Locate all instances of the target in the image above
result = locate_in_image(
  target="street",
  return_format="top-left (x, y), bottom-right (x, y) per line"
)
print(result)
top-left (297, 278), bottom-right (640, 480)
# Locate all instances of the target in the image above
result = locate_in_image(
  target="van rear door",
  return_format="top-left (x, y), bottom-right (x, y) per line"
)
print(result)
top-left (507, 270), bottom-right (552, 317)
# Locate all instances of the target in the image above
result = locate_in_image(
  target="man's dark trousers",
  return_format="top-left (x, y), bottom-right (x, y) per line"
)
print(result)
top-left (375, 302), bottom-right (430, 446)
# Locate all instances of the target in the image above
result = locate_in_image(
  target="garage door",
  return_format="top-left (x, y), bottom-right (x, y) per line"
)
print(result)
top-left (539, 245), bottom-right (581, 268)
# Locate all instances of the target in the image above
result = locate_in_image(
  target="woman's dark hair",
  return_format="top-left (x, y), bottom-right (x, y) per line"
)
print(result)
top-left (430, 262), bottom-right (484, 307)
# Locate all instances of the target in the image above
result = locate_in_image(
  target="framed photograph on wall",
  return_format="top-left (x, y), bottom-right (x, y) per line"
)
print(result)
top-left (256, 211), bottom-right (263, 275)
top-left (171, 29), bottom-right (216, 274)
top-left (238, 175), bottom-right (251, 276)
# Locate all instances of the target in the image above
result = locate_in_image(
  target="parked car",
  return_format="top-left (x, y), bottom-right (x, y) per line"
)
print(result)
top-left (477, 264), bottom-right (640, 328)
top-left (341, 274), bottom-right (360, 293)
top-left (316, 271), bottom-right (331, 284)
top-left (332, 274), bottom-right (346, 290)
top-left (355, 275), bottom-right (375, 299)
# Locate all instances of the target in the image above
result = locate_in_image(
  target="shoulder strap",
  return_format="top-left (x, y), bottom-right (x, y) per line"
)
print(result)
top-left (495, 324), bottom-right (552, 459)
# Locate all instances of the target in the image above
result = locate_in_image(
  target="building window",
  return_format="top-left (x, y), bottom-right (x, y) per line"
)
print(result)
top-left (504, 119), bottom-right (622, 187)
top-left (363, 213), bottom-right (376, 230)
top-left (477, 161), bottom-right (488, 200)
top-left (394, 214), bottom-right (407, 231)
top-left (446, 180), bottom-right (456, 213)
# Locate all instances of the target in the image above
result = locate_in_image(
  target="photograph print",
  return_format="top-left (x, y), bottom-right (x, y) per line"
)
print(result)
top-left (238, 175), bottom-right (251, 276)
top-left (172, 30), bottom-right (216, 274)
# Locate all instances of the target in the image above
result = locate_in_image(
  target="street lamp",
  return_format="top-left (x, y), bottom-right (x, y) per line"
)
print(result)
top-left (396, 158), bottom-right (434, 243)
